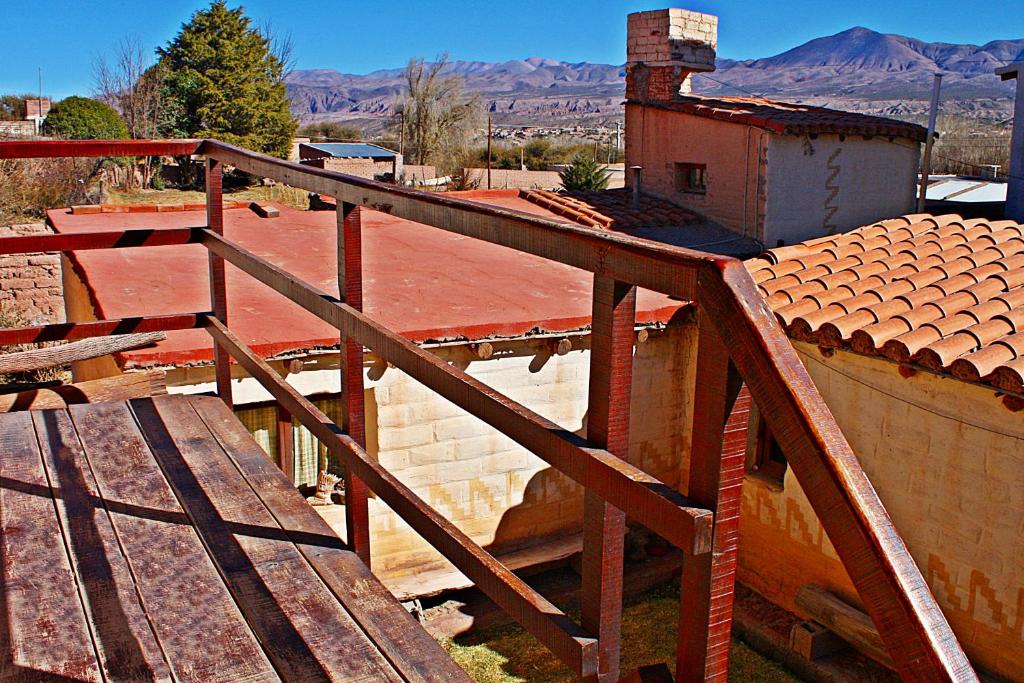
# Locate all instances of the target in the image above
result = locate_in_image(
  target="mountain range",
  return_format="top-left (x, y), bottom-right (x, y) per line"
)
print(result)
top-left (287, 27), bottom-right (1024, 131)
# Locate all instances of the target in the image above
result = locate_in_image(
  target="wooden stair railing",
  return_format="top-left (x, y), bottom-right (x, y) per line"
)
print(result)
top-left (0, 138), bottom-right (979, 682)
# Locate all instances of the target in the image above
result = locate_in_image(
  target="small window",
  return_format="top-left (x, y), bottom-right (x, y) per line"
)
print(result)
top-left (674, 162), bottom-right (707, 194)
top-left (748, 411), bottom-right (787, 486)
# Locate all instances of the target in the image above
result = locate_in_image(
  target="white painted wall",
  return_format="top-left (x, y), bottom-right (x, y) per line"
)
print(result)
top-left (763, 134), bottom-right (919, 246)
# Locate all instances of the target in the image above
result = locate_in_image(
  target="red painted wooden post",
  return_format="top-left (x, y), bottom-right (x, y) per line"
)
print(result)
top-left (581, 275), bottom-right (636, 683)
top-left (206, 158), bottom-right (232, 408)
top-left (339, 202), bottom-right (370, 565)
top-left (676, 312), bottom-right (747, 682)
top-left (276, 404), bottom-right (294, 483)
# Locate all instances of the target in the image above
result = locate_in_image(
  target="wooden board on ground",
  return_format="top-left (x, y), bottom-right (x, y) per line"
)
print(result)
top-left (0, 370), bottom-right (166, 412)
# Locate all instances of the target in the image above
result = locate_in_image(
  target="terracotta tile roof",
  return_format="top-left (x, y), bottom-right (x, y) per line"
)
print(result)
top-left (636, 95), bottom-right (929, 143)
top-left (519, 188), bottom-right (703, 229)
top-left (747, 214), bottom-right (1024, 395)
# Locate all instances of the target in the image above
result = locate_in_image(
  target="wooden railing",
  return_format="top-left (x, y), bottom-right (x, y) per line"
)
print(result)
top-left (0, 139), bottom-right (977, 683)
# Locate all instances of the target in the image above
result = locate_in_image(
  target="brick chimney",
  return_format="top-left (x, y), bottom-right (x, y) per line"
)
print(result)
top-left (626, 9), bottom-right (718, 102)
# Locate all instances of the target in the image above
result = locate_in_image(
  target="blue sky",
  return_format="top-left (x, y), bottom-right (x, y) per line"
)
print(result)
top-left (3, 1), bottom-right (1023, 98)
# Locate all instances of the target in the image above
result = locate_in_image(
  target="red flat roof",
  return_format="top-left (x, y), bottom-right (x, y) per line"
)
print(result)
top-left (50, 191), bottom-right (687, 368)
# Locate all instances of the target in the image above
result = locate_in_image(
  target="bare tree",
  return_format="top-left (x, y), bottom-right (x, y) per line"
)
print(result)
top-left (94, 36), bottom-right (166, 188)
top-left (259, 20), bottom-right (296, 82)
top-left (395, 55), bottom-right (480, 170)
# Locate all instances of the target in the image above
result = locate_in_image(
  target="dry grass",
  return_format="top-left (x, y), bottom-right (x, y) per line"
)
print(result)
top-left (104, 183), bottom-right (311, 210)
top-left (439, 582), bottom-right (801, 682)
top-left (931, 116), bottom-right (1012, 177)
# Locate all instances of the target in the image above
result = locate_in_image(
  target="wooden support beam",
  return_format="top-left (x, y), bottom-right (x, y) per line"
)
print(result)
top-left (205, 316), bottom-right (598, 677)
top-left (795, 585), bottom-right (894, 669)
top-left (701, 260), bottom-right (976, 681)
top-left (0, 228), bottom-right (205, 256)
top-left (0, 370), bottom-right (165, 412)
top-left (0, 332), bottom-right (165, 374)
top-left (0, 313), bottom-right (208, 346)
top-left (276, 405), bottom-right (294, 483)
top-left (206, 158), bottom-right (232, 409)
top-left (339, 202), bottom-right (370, 566)
top-left (677, 317), bottom-right (746, 682)
top-left (200, 230), bottom-right (713, 556)
top-left (0, 139), bottom-right (200, 159)
top-left (581, 276), bottom-right (635, 683)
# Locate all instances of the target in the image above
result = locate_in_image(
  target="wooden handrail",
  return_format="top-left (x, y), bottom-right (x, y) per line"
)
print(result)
top-left (205, 316), bottom-right (600, 678)
top-left (0, 313), bottom-right (209, 345)
top-left (0, 139), bottom-right (201, 158)
top-left (0, 138), bottom-right (978, 681)
top-left (0, 228), bottom-right (206, 255)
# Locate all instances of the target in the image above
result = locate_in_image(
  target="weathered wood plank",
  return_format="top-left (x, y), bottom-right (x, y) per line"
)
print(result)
top-left (69, 400), bottom-right (278, 683)
top-left (0, 313), bottom-right (208, 346)
top-left (338, 201), bottom-right (370, 566)
top-left (33, 409), bottom-right (172, 681)
top-left (0, 370), bottom-right (166, 412)
top-left (795, 584), bottom-right (895, 669)
top-left (0, 332), bottom-right (165, 374)
top-left (0, 411), bottom-right (102, 682)
top-left (134, 394), bottom-right (403, 682)
top-left (677, 318), bottom-right (747, 682)
top-left (701, 260), bottom-right (976, 681)
top-left (201, 232), bottom-right (713, 556)
top-left (580, 276), bottom-right (636, 683)
top-left (204, 317), bottom-right (597, 677)
top-left (207, 158), bottom-right (233, 408)
top-left (191, 394), bottom-right (472, 683)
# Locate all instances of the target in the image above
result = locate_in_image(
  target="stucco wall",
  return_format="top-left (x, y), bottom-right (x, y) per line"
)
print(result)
top-left (624, 104), bottom-right (766, 239)
top-left (763, 134), bottom-right (919, 246)
top-left (739, 343), bottom-right (1024, 680)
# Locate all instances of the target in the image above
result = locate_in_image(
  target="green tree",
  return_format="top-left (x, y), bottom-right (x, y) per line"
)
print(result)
top-left (559, 154), bottom-right (610, 191)
top-left (158, 1), bottom-right (296, 158)
top-left (41, 96), bottom-right (129, 140)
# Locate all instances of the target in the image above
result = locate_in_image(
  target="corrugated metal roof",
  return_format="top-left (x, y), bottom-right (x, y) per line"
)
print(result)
top-left (303, 143), bottom-right (398, 159)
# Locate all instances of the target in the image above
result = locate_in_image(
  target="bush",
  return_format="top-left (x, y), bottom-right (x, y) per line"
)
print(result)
top-left (299, 122), bottom-right (362, 142)
top-left (559, 154), bottom-right (610, 191)
top-left (42, 96), bottom-right (129, 140)
top-left (0, 153), bottom-right (92, 222)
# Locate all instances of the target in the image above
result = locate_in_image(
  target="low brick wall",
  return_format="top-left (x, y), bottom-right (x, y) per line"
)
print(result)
top-left (464, 168), bottom-right (564, 190)
top-left (0, 223), bottom-right (64, 324)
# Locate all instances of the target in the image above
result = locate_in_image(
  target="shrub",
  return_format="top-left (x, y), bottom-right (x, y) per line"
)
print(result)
top-left (559, 154), bottom-right (610, 191)
top-left (42, 96), bottom-right (129, 140)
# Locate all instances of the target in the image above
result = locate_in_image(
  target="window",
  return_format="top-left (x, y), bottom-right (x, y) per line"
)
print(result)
top-left (674, 162), bottom-right (707, 194)
top-left (747, 408), bottom-right (787, 486)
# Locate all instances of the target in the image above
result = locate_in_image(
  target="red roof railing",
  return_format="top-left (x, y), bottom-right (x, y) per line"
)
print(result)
top-left (0, 138), bottom-right (977, 682)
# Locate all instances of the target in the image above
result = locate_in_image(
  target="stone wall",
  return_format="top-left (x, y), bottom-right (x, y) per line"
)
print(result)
top-left (463, 168), bottom-right (564, 190)
top-left (626, 8), bottom-right (717, 100)
top-left (0, 223), bottom-right (64, 324)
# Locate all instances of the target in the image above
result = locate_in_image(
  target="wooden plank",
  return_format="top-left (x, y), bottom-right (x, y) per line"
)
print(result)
top-left (0, 411), bottom-right (102, 681)
top-left (338, 202), bottom-right (370, 566)
top-left (205, 317), bottom-right (598, 677)
top-left (677, 318), bottom-right (746, 682)
top-left (69, 400), bottom-right (278, 682)
top-left (206, 158), bottom-right (233, 408)
top-left (701, 260), bottom-right (977, 682)
top-left (0, 227), bottom-right (205, 256)
top-left (33, 409), bottom-right (173, 681)
top-left (201, 232), bottom-right (713, 556)
top-left (0, 313), bottom-right (208, 346)
top-left (276, 404), bottom-right (294, 481)
top-left (0, 370), bottom-right (166, 412)
top-left (190, 394), bottom-right (472, 683)
top-left (580, 276), bottom-right (636, 683)
top-left (795, 585), bottom-right (895, 668)
top-left (0, 139), bottom-right (200, 159)
top-left (200, 140), bottom-right (704, 300)
top-left (133, 394), bottom-right (404, 682)
top-left (0, 332), bottom-right (165, 374)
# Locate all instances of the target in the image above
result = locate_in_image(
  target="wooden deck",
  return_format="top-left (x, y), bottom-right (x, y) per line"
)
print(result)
top-left (0, 394), bottom-right (468, 682)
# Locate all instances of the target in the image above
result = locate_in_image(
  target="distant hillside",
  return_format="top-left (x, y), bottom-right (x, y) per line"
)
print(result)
top-left (288, 28), bottom-right (1024, 131)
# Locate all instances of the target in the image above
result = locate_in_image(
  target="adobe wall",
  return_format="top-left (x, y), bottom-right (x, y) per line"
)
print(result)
top-left (0, 223), bottom-right (64, 325)
top-left (739, 343), bottom-right (1024, 681)
top-left (764, 134), bottom-right (918, 246)
top-left (624, 104), bottom-right (766, 239)
top-left (463, 168), bottom-right (565, 191)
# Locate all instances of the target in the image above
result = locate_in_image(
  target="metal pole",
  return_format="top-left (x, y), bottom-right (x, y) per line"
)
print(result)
top-left (917, 73), bottom-right (943, 213)
top-left (486, 116), bottom-right (492, 190)
top-left (398, 110), bottom-right (405, 156)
